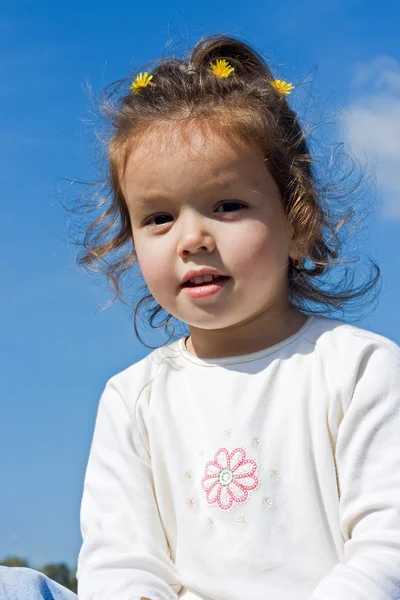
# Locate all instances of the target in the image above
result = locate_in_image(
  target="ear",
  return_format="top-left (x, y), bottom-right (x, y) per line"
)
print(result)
top-left (289, 243), bottom-right (304, 261)
top-left (288, 225), bottom-right (306, 261)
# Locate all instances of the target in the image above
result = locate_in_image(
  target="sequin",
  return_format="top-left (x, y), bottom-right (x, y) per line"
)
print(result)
top-left (218, 467), bottom-right (233, 486)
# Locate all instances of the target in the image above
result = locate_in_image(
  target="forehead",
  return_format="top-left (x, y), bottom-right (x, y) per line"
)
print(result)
top-left (120, 122), bottom-right (269, 202)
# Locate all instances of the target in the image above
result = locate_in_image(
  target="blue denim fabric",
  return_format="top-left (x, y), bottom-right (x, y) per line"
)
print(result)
top-left (0, 567), bottom-right (77, 600)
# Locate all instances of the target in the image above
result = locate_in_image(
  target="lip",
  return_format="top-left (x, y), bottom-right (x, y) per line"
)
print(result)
top-left (182, 277), bottom-right (230, 298)
top-left (180, 268), bottom-right (226, 286)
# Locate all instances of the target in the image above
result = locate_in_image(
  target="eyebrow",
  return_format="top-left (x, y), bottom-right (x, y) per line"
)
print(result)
top-left (129, 195), bottom-right (172, 212)
top-left (129, 179), bottom-right (254, 206)
top-left (126, 172), bottom-right (269, 215)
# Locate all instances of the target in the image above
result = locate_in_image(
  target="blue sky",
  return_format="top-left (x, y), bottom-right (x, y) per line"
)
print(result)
top-left (1, 0), bottom-right (399, 570)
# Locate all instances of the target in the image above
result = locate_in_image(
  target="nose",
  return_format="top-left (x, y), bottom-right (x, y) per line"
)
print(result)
top-left (176, 210), bottom-right (216, 258)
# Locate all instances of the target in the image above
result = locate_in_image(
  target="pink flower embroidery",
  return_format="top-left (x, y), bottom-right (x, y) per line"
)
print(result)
top-left (201, 447), bottom-right (259, 511)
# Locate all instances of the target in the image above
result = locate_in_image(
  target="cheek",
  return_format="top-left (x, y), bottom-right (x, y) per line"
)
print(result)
top-left (227, 221), bottom-right (290, 276)
top-left (134, 237), bottom-right (172, 295)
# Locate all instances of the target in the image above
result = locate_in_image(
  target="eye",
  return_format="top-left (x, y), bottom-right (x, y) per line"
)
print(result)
top-left (145, 213), bottom-right (173, 226)
top-left (215, 201), bottom-right (247, 213)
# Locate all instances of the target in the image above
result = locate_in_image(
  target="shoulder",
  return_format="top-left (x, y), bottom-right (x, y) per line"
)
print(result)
top-left (99, 338), bottom-right (183, 413)
top-left (305, 316), bottom-right (400, 404)
top-left (304, 315), bottom-right (399, 360)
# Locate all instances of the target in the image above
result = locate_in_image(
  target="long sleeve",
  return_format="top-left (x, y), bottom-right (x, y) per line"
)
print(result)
top-left (309, 342), bottom-right (400, 599)
top-left (76, 376), bottom-right (181, 600)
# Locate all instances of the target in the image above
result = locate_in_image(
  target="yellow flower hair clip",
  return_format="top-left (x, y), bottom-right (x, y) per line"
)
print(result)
top-left (209, 59), bottom-right (234, 79)
top-left (270, 79), bottom-right (295, 96)
top-left (130, 72), bottom-right (153, 94)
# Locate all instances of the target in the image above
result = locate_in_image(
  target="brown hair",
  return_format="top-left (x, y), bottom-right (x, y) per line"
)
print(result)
top-left (76, 34), bottom-right (380, 345)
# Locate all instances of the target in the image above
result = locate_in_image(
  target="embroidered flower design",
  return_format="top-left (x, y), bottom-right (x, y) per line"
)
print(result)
top-left (201, 447), bottom-right (259, 511)
top-left (205, 516), bottom-right (216, 528)
top-left (262, 496), bottom-right (273, 509)
top-left (237, 514), bottom-right (249, 527)
top-left (186, 497), bottom-right (196, 509)
top-left (271, 469), bottom-right (280, 481)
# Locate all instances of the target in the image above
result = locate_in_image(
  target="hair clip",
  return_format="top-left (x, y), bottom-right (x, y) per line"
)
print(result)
top-left (270, 79), bottom-right (295, 95)
top-left (130, 72), bottom-right (153, 94)
top-left (209, 59), bottom-right (234, 79)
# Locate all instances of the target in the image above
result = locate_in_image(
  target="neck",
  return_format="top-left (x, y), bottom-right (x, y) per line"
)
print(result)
top-left (185, 305), bottom-right (308, 359)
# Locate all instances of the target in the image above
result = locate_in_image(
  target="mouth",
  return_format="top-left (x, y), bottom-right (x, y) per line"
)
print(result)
top-left (181, 275), bottom-right (231, 298)
top-left (181, 275), bottom-right (230, 288)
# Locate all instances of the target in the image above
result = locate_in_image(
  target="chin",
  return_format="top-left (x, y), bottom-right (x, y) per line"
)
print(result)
top-left (184, 313), bottom-right (247, 331)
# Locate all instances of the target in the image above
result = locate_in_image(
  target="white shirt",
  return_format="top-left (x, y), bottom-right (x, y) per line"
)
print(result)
top-left (77, 315), bottom-right (400, 600)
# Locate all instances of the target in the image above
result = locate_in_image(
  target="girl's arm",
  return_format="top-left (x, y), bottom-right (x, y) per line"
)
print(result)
top-left (309, 342), bottom-right (400, 599)
top-left (76, 376), bottom-right (181, 600)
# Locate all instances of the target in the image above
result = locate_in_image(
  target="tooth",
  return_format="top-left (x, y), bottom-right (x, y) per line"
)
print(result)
top-left (193, 276), bottom-right (204, 284)
top-left (202, 275), bottom-right (214, 282)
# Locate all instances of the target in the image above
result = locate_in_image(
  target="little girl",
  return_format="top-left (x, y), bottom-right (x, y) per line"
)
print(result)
top-left (3, 34), bottom-right (400, 600)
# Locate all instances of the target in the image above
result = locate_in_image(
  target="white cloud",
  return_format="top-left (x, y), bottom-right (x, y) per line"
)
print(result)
top-left (345, 56), bottom-right (400, 219)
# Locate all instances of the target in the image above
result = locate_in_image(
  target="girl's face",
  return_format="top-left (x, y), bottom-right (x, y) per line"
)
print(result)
top-left (121, 124), bottom-right (300, 333)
